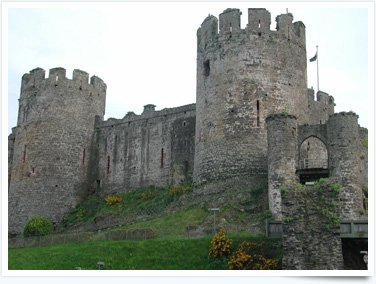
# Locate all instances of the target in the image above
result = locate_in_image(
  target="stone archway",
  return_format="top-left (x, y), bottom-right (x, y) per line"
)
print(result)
top-left (299, 136), bottom-right (328, 169)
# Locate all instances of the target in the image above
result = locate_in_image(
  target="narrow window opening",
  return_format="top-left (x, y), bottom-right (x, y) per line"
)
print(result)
top-left (107, 156), bottom-right (111, 174)
top-left (183, 121), bottom-right (186, 126)
top-left (230, 23), bottom-right (232, 32)
top-left (96, 180), bottom-right (101, 188)
top-left (203, 60), bottom-right (210, 77)
top-left (82, 149), bottom-right (86, 165)
top-left (114, 135), bottom-right (118, 160)
top-left (32, 167), bottom-right (35, 173)
top-left (319, 120), bottom-right (322, 125)
top-left (23, 145), bottom-right (27, 163)
top-left (258, 20), bottom-right (261, 28)
top-left (256, 100), bottom-right (260, 127)
top-left (161, 148), bottom-right (164, 168)
top-left (55, 75), bottom-right (58, 87)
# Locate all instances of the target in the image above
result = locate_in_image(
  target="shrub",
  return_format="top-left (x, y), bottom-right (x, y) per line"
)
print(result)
top-left (23, 216), bottom-right (53, 237)
top-left (141, 190), bottom-right (155, 200)
top-left (167, 184), bottom-right (192, 197)
top-left (361, 138), bottom-right (368, 148)
top-left (105, 195), bottom-right (123, 206)
top-left (209, 229), bottom-right (233, 258)
top-left (280, 186), bottom-right (289, 194)
top-left (228, 241), bottom-right (279, 270)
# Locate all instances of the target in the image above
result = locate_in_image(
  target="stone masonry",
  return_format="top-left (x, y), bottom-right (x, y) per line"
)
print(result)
top-left (8, 9), bottom-right (367, 239)
top-left (281, 180), bottom-right (345, 270)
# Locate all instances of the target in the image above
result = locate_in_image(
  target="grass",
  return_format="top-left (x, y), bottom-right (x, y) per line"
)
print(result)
top-left (8, 236), bottom-right (281, 270)
top-left (59, 184), bottom-right (194, 231)
top-left (113, 207), bottom-right (210, 238)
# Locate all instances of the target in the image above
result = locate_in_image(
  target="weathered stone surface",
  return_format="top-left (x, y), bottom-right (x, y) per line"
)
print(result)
top-left (93, 104), bottom-right (196, 196)
top-left (266, 114), bottom-right (298, 219)
top-left (9, 68), bottom-right (106, 236)
top-left (267, 111), bottom-right (365, 220)
top-left (8, 8), bottom-right (368, 242)
top-left (281, 181), bottom-right (344, 270)
top-left (194, 8), bottom-right (308, 185)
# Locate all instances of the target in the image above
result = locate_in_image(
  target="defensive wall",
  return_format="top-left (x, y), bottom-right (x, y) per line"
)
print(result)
top-left (266, 112), bottom-right (365, 220)
top-left (92, 104), bottom-right (196, 196)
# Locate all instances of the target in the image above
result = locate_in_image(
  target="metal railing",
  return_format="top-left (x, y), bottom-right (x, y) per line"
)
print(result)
top-left (299, 159), bottom-right (328, 169)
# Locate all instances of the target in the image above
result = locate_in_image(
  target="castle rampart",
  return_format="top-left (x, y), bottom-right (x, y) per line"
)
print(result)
top-left (93, 104), bottom-right (196, 195)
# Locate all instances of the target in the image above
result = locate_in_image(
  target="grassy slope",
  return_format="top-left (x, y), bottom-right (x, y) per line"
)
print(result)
top-left (9, 238), bottom-right (212, 270)
top-left (9, 237), bottom-right (281, 270)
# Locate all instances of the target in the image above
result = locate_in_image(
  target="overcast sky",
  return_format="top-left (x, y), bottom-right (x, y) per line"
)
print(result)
top-left (4, 1), bottom-right (372, 134)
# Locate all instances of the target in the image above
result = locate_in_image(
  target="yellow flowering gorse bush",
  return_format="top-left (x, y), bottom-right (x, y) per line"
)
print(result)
top-left (209, 229), bottom-right (233, 258)
top-left (228, 241), bottom-right (279, 270)
top-left (141, 189), bottom-right (155, 200)
top-left (105, 195), bottom-right (123, 206)
top-left (168, 184), bottom-right (192, 196)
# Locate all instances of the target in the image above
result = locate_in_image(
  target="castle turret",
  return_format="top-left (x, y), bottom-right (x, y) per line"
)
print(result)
top-left (327, 112), bottom-right (363, 220)
top-left (193, 8), bottom-right (308, 185)
top-left (266, 114), bottom-right (298, 219)
top-left (9, 67), bottom-right (106, 236)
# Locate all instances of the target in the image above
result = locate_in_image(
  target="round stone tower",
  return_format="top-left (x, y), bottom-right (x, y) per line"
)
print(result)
top-left (193, 8), bottom-right (308, 184)
top-left (9, 67), bottom-right (106, 235)
top-left (266, 114), bottom-right (298, 219)
top-left (327, 112), bottom-right (363, 220)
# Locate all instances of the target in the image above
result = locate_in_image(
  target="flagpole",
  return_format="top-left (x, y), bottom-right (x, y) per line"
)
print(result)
top-left (316, 45), bottom-right (319, 92)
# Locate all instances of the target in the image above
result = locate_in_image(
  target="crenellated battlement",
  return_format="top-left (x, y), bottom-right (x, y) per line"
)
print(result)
top-left (197, 8), bottom-right (306, 46)
top-left (306, 89), bottom-right (335, 125)
top-left (21, 67), bottom-right (107, 93)
top-left (17, 67), bottom-right (107, 128)
top-left (96, 103), bottom-right (196, 129)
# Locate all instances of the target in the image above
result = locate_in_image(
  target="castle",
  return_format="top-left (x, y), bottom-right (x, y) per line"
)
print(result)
top-left (8, 8), bottom-right (368, 237)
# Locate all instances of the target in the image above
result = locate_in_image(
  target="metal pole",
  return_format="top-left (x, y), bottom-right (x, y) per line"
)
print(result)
top-left (214, 210), bottom-right (216, 234)
top-left (316, 45), bottom-right (319, 92)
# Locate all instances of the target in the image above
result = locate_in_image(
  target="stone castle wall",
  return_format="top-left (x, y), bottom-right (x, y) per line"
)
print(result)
top-left (93, 104), bottom-right (196, 196)
top-left (307, 89), bottom-right (335, 125)
top-left (8, 68), bottom-right (106, 235)
top-left (281, 181), bottom-right (344, 270)
top-left (194, 9), bottom-right (308, 184)
top-left (266, 114), bottom-right (298, 219)
top-left (267, 111), bottom-right (365, 220)
top-left (327, 112), bottom-right (363, 220)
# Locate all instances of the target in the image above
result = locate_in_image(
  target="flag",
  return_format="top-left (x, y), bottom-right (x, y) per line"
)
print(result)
top-left (309, 52), bottom-right (317, 62)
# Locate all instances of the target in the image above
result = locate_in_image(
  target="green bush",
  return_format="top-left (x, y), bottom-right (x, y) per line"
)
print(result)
top-left (23, 216), bottom-right (53, 237)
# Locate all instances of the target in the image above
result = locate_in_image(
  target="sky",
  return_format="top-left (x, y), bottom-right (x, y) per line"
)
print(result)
top-left (4, 1), bottom-right (372, 135)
